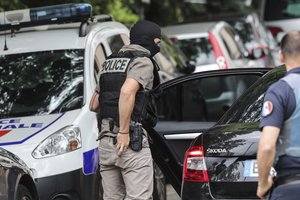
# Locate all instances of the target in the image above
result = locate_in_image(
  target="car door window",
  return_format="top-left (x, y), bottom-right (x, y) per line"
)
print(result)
top-left (157, 74), bottom-right (260, 122)
top-left (220, 27), bottom-right (244, 60)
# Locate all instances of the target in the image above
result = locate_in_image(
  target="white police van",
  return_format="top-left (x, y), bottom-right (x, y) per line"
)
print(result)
top-left (0, 3), bottom-right (146, 200)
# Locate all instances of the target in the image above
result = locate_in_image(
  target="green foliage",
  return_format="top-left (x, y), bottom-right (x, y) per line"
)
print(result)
top-left (0, 0), bottom-right (257, 27)
top-left (0, 0), bottom-right (26, 12)
top-left (144, 0), bottom-right (182, 26)
top-left (0, 0), bottom-right (140, 25)
top-left (107, 0), bottom-right (139, 24)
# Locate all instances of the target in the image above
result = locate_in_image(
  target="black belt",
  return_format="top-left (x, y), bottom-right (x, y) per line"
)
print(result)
top-left (275, 174), bottom-right (300, 187)
top-left (97, 133), bottom-right (117, 144)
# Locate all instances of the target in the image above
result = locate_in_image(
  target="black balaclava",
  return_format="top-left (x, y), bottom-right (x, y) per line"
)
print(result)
top-left (130, 20), bottom-right (161, 57)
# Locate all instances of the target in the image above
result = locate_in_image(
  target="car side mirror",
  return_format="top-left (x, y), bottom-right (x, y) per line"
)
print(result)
top-left (276, 32), bottom-right (285, 45)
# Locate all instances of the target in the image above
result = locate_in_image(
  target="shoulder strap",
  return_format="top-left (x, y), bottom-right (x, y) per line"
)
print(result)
top-left (149, 57), bottom-right (161, 89)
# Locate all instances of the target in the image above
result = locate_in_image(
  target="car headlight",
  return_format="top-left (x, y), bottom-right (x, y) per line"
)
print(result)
top-left (32, 125), bottom-right (82, 159)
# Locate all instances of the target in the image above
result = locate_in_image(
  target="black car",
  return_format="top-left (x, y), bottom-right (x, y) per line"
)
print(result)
top-left (181, 66), bottom-right (285, 199)
top-left (148, 67), bottom-right (272, 196)
top-left (0, 147), bottom-right (38, 200)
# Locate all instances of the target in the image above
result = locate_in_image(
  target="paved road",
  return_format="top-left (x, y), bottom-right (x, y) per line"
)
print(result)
top-left (167, 184), bottom-right (180, 200)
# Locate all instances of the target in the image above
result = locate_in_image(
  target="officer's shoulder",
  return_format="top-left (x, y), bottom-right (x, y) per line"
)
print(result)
top-left (131, 56), bottom-right (153, 66)
top-left (268, 79), bottom-right (291, 95)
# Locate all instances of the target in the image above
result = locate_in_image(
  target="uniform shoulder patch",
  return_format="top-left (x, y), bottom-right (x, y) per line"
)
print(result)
top-left (262, 100), bottom-right (273, 117)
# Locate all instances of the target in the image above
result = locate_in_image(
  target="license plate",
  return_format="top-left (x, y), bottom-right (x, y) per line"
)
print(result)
top-left (244, 160), bottom-right (258, 177)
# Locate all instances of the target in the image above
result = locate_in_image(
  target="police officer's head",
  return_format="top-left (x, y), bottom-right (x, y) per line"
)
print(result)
top-left (280, 31), bottom-right (300, 61)
top-left (130, 20), bottom-right (161, 57)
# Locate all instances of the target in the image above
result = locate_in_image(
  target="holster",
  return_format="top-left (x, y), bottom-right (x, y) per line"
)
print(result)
top-left (129, 123), bottom-right (143, 151)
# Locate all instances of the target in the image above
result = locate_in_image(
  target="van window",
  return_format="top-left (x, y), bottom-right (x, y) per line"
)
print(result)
top-left (265, 0), bottom-right (300, 21)
top-left (0, 49), bottom-right (84, 118)
top-left (107, 34), bottom-right (125, 54)
top-left (94, 44), bottom-right (106, 83)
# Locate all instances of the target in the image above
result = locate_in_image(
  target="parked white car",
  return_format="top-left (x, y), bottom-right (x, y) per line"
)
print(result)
top-left (163, 21), bottom-right (260, 72)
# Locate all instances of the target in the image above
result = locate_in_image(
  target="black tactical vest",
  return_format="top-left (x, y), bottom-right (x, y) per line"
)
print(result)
top-left (98, 50), bottom-right (161, 128)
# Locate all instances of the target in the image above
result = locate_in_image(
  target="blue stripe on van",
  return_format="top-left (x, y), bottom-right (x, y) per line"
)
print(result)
top-left (0, 113), bottom-right (65, 146)
top-left (83, 148), bottom-right (99, 175)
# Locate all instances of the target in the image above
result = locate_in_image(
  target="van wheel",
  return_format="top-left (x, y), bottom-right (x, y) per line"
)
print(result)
top-left (16, 184), bottom-right (33, 200)
top-left (153, 162), bottom-right (166, 200)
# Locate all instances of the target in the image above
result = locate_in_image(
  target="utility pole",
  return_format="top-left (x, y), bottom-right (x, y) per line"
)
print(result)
top-left (139, 0), bottom-right (151, 19)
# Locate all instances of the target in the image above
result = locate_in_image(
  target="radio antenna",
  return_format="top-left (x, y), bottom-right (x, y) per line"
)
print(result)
top-left (3, 11), bottom-right (8, 51)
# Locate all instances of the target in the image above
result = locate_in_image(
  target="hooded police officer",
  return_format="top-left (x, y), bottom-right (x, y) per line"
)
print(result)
top-left (96, 20), bottom-right (161, 200)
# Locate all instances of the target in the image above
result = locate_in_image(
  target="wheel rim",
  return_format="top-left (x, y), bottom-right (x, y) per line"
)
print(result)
top-left (21, 196), bottom-right (31, 200)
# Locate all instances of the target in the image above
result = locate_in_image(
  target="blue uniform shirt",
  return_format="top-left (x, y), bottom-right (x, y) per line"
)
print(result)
top-left (260, 68), bottom-right (299, 129)
top-left (260, 67), bottom-right (300, 177)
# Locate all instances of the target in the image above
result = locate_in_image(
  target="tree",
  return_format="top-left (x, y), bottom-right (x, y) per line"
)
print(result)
top-left (0, 0), bottom-right (26, 12)
top-left (0, 0), bottom-right (140, 25)
top-left (144, 0), bottom-right (183, 26)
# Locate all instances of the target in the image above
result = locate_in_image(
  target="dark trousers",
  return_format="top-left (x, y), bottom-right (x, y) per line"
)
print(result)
top-left (271, 181), bottom-right (300, 200)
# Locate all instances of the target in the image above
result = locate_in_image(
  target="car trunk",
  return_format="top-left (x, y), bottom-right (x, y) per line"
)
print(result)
top-left (203, 123), bottom-right (261, 199)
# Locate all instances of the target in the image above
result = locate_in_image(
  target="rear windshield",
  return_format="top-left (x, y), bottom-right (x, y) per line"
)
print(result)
top-left (265, 0), bottom-right (300, 21)
top-left (174, 37), bottom-right (216, 66)
top-left (158, 34), bottom-right (190, 74)
top-left (0, 49), bottom-right (84, 118)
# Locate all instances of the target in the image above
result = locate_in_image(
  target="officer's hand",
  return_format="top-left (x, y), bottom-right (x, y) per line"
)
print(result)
top-left (257, 175), bottom-right (273, 199)
top-left (116, 133), bottom-right (130, 156)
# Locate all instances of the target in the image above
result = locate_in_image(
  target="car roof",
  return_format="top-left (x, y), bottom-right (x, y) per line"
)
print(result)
top-left (0, 20), bottom-right (128, 55)
top-left (162, 21), bottom-right (218, 36)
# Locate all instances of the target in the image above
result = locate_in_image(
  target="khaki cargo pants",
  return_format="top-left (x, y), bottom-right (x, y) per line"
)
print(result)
top-left (99, 136), bottom-right (153, 200)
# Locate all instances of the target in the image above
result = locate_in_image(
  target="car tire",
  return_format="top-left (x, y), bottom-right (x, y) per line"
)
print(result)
top-left (153, 162), bottom-right (166, 200)
top-left (16, 184), bottom-right (33, 200)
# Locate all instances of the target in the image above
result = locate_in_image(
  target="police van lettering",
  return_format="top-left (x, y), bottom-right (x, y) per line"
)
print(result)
top-left (0, 118), bottom-right (43, 129)
top-left (101, 58), bottom-right (130, 73)
top-left (0, 113), bottom-right (64, 146)
top-left (0, 123), bottom-right (43, 129)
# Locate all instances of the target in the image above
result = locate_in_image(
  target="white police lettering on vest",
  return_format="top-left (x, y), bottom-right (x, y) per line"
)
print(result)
top-left (101, 58), bottom-right (130, 73)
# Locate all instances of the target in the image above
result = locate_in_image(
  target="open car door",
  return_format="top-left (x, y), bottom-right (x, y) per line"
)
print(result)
top-left (148, 68), bottom-right (271, 194)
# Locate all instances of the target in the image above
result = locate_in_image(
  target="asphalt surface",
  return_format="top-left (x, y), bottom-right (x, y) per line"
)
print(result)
top-left (167, 184), bottom-right (180, 200)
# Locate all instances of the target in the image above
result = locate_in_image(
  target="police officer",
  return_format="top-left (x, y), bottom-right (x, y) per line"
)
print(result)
top-left (257, 31), bottom-right (300, 199)
top-left (97, 20), bottom-right (161, 200)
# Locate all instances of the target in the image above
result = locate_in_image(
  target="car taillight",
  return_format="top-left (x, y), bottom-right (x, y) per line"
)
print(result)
top-left (168, 36), bottom-right (177, 42)
top-left (183, 146), bottom-right (209, 182)
top-left (209, 32), bottom-right (228, 69)
top-left (267, 26), bottom-right (284, 38)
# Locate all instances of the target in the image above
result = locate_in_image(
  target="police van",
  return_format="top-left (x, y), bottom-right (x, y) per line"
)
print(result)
top-left (0, 3), bottom-right (165, 200)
